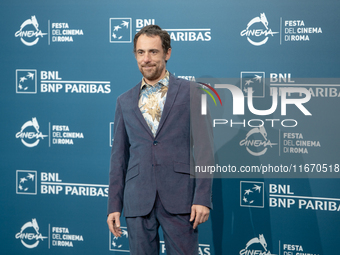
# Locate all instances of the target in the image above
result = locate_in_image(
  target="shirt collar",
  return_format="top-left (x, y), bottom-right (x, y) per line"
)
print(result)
top-left (140, 70), bottom-right (169, 90)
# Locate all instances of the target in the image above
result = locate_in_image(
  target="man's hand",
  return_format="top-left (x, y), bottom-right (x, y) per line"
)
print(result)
top-left (107, 212), bottom-right (122, 237)
top-left (190, 204), bottom-right (210, 229)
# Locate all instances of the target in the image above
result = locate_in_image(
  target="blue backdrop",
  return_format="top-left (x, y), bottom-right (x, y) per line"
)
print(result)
top-left (1, 0), bottom-right (340, 254)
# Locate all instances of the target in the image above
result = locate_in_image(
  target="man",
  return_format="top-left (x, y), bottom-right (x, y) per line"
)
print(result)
top-left (107, 25), bottom-right (213, 254)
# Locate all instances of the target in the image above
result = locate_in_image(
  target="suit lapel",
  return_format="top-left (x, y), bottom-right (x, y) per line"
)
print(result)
top-left (132, 82), bottom-right (154, 138)
top-left (155, 74), bottom-right (180, 137)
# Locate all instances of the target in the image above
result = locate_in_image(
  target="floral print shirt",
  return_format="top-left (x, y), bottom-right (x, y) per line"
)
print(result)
top-left (138, 71), bottom-right (170, 136)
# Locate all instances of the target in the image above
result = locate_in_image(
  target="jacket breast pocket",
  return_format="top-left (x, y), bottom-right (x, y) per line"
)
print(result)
top-left (125, 164), bottom-right (139, 182)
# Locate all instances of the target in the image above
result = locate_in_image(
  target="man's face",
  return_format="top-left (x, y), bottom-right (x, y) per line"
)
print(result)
top-left (135, 34), bottom-right (171, 85)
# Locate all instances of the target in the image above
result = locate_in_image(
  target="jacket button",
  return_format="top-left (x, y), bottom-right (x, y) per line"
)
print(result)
top-left (153, 141), bottom-right (158, 146)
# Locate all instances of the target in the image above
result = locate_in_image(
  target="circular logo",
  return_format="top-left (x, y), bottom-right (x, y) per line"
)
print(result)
top-left (15, 16), bottom-right (47, 46)
top-left (240, 126), bottom-right (277, 156)
top-left (15, 118), bottom-right (48, 147)
top-left (240, 13), bottom-right (278, 46)
top-left (15, 219), bottom-right (47, 248)
top-left (240, 234), bottom-right (276, 255)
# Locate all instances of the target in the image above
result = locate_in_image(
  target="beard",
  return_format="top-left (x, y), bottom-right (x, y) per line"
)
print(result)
top-left (139, 62), bottom-right (165, 83)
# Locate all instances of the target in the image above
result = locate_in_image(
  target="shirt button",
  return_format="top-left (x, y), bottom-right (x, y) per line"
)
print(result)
top-left (153, 141), bottom-right (158, 146)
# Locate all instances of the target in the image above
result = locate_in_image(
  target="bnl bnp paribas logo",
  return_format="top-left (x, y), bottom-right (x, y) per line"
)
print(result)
top-left (109, 227), bottom-right (130, 252)
top-left (110, 18), bottom-right (211, 43)
top-left (240, 13), bottom-right (278, 46)
top-left (16, 69), bottom-right (37, 93)
top-left (16, 170), bottom-right (37, 195)
top-left (15, 16), bottom-right (47, 46)
top-left (110, 18), bottom-right (132, 43)
top-left (240, 181), bottom-right (264, 208)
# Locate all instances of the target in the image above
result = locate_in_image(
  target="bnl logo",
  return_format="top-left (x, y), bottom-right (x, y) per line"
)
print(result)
top-left (240, 181), bottom-right (264, 208)
top-left (109, 227), bottom-right (129, 252)
top-left (16, 170), bottom-right (37, 195)
top-left (110, 18), bottom-right (132, 43)
top-left (16, 69), bottom-right (37, 94)
top-left (241, 72), bottom-right (265, 98)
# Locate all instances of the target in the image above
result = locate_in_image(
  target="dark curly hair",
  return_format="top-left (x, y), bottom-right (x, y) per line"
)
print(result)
top-left (133, 25), bottom-right (171, 54)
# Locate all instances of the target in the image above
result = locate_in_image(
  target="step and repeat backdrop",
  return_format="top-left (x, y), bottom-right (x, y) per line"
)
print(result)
top-left (1, 0), bottom-right (340, 254)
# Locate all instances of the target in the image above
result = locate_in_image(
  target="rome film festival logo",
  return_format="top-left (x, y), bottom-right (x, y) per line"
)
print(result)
top-left (16, 69), bottom-right (37, 94)
top-left (15, 219), bottom-right (47, 248)
top-left (240, 181), bottom-right (264, 208)
top-left (110, 18), bottom-right (132, 43)
top-left (15, 118), bottom-right (48, 147)
top-left (16, 170), bottom-right (37, 195)
top-left (240, 234), bottom-right (276, 255)
top-left (15, 16), bottom-right (47, 46)
top-left (240, 13), bottom-right (278, 46)
top-left (239, 126), bottom-right (277, 156)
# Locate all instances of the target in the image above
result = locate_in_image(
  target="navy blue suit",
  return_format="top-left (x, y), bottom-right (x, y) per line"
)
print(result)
top-left (108, 74), bottom-right (213, 254)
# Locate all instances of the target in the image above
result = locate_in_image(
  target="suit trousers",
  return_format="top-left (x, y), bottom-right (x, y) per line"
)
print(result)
top-left (126, 193), bottom-right (198, 255)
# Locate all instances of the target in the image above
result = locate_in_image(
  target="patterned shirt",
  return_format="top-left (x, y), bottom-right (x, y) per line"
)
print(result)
top-left (138, 71), bottom-right (170, 136)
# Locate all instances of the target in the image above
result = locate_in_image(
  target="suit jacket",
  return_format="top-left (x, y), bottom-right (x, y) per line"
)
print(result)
top-left (108, 74), bottom-right (214, 217)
